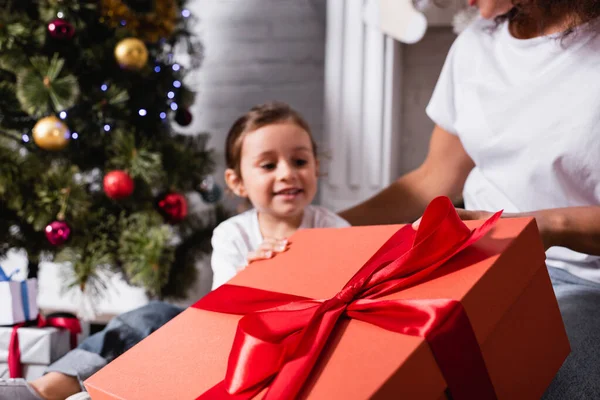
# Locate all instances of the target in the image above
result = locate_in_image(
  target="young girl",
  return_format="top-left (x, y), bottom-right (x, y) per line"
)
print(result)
top-left (210, 102), bottom-right (349, 290)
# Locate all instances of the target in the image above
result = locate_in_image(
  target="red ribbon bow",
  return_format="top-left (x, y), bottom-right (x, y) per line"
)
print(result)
top-left (8, 315), bottom-right (82, 378)
top-left (193, 197), bottom-right (503, 399)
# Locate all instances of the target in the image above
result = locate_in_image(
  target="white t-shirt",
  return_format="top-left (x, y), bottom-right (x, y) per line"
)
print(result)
top-left (426, 18), bottom-right (600, 282)
top-left (210, 205), bottom-right (350, 290)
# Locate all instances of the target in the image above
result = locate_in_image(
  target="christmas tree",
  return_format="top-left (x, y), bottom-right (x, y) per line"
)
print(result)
top-left (0, 0), bottom-right (223, 306)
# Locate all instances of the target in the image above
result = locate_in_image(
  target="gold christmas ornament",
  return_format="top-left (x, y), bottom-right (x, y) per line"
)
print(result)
top-left (32, 116), bottom-right (70, 151)
top-left (101, 0), bottom-right (178, 43)
top-left (114, 37), bottom-right (148, 70)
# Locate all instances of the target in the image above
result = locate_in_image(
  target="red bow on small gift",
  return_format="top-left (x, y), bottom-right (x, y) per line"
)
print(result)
top-left (8, 314), bottom-right (82, 378)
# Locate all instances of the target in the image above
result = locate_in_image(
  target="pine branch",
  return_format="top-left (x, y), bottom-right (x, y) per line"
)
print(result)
top-left (105, 85), bottom-right (129, 106)
top-left (0, 129), bottom-right (22, 145)
top-left (49, 75), bottom-right (80, 111)
top-left (16, 54), bottom-right (80, 116)
top-left (0, 4), bottom-right (46, 51)
top-left (54, 207), bottom-right (120, 291)
top-left (159, 133), bottom-right (215, 192)
top-left (130, 148), bottom-right (165, 184)
top-left (30, 55), bottom-right (63, 81)
top-left (55, 244), bottom-right (114, 294)
top-left (0, 200), bottom-right (47, 261)
top-left (118, 211), bottom-right (175, 296)
top-left (17, 161), bottom-right (91, 232)
top-left (17, 69), bottom-right (53, 116)
top-left (107, 130), bottom-right (165, 185)
top-left (0, 54), bottom-right (23, 74)
top-left (160, 206), bottom-right (228, 299)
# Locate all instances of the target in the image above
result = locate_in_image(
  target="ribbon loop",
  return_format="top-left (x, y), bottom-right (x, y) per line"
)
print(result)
top-left (223, 304), bottom-right (321, 397)
top-left (0, 266), bottom-right (18, 281)
top-left (39, 315), bottom-right (82, 348)
top-left (224, 324), bottom-right (287, 394)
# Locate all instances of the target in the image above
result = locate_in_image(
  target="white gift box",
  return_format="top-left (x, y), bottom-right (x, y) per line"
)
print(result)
top-left (0, 326), bottom-right (71, 379)
top-left (0, 278), bottom-right (38, 326)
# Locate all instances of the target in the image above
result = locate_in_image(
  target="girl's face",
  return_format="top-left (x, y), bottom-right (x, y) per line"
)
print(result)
top-left (469, 0), bottom-right (514, 19)
top-left (226, 122), bottom-right (318, 221)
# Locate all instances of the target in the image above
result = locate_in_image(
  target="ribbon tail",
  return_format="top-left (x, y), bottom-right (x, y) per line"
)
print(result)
top-left (196, 381), bottom-right (260, 400)
top-left (348, 298), bottom-right (497, 400)
top-left (0, 266), bottom-right (9, 281)
top-left (426, 301), bottom-right (497, 400)
top-left (20, 280), bottom-right (30, 322)
top-left (264, 303), bottom-right (347, 400)
top-left (194, 285), bottom-right (311, 315)
top-left (8, 324), bottom-right (25, 378)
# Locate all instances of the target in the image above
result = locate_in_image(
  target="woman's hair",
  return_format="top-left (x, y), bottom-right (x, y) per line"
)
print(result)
top-left (496, 1), bottom-right (600, 37)
top-left (225, 102), bottom-right (318, 177)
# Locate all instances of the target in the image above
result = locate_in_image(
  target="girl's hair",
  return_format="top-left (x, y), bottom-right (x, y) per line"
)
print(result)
top-left (225, 102), bottom-right (318, 177)
top-left (496, 1), bottom-right (600, 37)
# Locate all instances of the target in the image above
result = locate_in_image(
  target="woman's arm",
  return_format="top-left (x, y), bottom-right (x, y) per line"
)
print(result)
top-left (339, 125), bottom-right (475, 226)
top-left (454, 207), bottom-right (600, 254)
top-left (544, 207), bottom-right (600, 255)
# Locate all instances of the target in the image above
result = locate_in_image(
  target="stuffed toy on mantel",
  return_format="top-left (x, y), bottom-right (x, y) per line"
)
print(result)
top-left (370, 0), bottom-right (478, 42)
top-left (365, 0), bottom-right (428, 44)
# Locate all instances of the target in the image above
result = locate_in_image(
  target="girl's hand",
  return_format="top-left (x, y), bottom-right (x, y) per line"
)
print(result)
top-left (412, 209), bottom-right (555, 250)
top-left (247, 238), bottom-right (289, 264)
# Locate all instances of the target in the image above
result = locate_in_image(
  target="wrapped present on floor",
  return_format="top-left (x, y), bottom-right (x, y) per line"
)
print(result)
top-left (84, 197), bottom-right (570, 400)
top-left (0, 315), bottom-right (82, 380)
top-left (0, 267), bottom-right (38, 326)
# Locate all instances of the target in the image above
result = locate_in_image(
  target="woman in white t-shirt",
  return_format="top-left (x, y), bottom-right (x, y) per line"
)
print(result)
top-left (341, 1), bottom-right (600, 398)
top-left (210, 102), bottom-right (349, 290)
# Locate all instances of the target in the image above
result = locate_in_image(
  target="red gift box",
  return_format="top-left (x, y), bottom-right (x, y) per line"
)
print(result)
top-left (85, 197), bottom-right (569, 399)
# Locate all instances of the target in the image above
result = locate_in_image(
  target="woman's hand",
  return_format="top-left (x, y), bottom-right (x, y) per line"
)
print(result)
top-left (412, 209), bottom-right (556, 250)
top-left (247, 238), bottom-right (289, 264)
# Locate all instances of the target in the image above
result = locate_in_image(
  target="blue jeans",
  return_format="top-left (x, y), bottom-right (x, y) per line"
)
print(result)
top-left (47, 268), bottom-right (600, 398)
top-left (46, 301), bottom-right (183, 384)
top-left (542, 267), bottom-right (600, 399)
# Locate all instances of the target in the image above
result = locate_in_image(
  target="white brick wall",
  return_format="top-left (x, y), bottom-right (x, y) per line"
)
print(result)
top-left (179, 0), bottom-right (327, 201)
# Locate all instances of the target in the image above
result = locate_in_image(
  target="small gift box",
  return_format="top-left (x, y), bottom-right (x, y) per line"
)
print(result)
top-left (0, 327), bottom-right (70, 380)
top-left (0, 314), bottom-right (81, 379)
top-left (84, 197), bottom-right (570, 400)
top-left (0, 267), bottom-right (38, 326)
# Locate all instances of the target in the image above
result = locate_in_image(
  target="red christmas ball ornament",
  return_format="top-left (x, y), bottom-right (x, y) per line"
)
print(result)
top-left (157, 192), bottom-right (188, 223)
top-left (45, 221), bottom-right (71, 246)
top-left (103, 170), bottom-right (134, 200)
top-left (48, 19), bottom-right (75, 40)
top-left (174, 108), bottom-right (192, 127)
